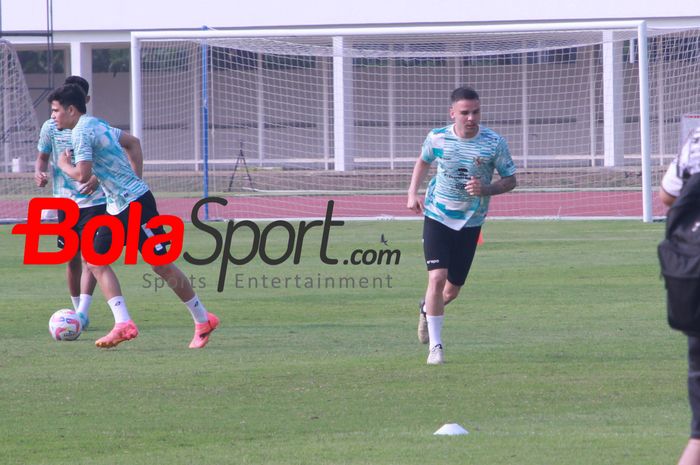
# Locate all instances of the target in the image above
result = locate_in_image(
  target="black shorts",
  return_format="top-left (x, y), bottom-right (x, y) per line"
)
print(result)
top-left (689, 335), bottom-right (700, 438)
top-left (422, 216), bottom-right (481, 287)
top-left (57, 203), bottom-right (107, 250)
top-left (92, 191), bottom-right (169, 257)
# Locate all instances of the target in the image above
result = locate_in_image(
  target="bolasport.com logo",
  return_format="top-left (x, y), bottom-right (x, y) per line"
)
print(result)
top-left (11, 197), bottom-right (401, 292)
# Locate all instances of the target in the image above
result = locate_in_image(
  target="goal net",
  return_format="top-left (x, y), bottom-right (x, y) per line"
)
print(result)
top-left (129, 24), bottom-right (698, 221)
top-left (0, 39), bottom-right (39, 222)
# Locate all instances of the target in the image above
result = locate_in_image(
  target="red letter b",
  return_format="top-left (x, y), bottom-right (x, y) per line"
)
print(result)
top-left (11, 198), bottom-right (79, 264)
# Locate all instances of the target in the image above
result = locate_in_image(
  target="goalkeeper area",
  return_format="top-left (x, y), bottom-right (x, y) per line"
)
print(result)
top-left (2, 22), bottom-right (700, 221)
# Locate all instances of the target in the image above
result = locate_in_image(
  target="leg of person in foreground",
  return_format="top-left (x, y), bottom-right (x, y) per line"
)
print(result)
top-left (678, 440), bottom-right (700, 465)
top-left (151, 263), bottom-right (219, 349)
top-left (86, 263), bottom-right (138, 348)
top-left (679, 336), bottom-right (700, 465)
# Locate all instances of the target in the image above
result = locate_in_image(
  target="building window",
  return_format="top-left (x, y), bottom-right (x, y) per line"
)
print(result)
top-left (93, 48), bottom-right (130, 74)
top-left (17, 50), bottom-right (65, 74)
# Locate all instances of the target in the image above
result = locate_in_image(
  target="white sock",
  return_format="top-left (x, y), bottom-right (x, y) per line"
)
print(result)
top-left (71, 296), bottom-right (80, 311)
top-left (77, 294), bottom-right (92, 317)
top-left (184, 295), bottom-right (209, 324)
top-left (107, 296), bottom-right (131, 324)
top-left (427, 315), bottom-right (444, 349)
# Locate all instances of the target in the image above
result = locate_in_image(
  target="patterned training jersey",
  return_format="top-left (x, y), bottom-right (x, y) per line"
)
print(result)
top-left (421, 124), bottom-right (516, 230)
top-left (71, 115), bottom-right (149, 215)
top-left (37, 119), bottom-right (112, 208)
top-left (662, 126), bottom-right (700, 197)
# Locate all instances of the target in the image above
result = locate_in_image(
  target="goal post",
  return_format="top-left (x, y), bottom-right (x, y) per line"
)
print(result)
top-left (637, 22), bottom-right (653, 223)
top-left (130, 21), bottom-right (700, 222)
top-left (0, 39), bottom-right (39, 222)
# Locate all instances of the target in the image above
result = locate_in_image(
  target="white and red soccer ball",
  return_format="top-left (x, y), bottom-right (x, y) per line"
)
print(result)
top-left (49, 309), bottom-right (82, 341)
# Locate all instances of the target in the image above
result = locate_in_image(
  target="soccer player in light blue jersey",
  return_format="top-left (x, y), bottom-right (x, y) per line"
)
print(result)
top-left (49, 83), bottom-right (219, 349)
top-left (407, 86), bottom-right (517, 365)
top-left (34, 76), bottom-right (142, 331)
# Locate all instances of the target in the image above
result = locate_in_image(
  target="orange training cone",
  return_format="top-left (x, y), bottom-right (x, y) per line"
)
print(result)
top-left (477, 231), bottom-right (484, 245)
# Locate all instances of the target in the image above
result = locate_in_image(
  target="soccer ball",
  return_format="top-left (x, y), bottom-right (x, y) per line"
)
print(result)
top-left (49, 309), bottom-right (82, 341)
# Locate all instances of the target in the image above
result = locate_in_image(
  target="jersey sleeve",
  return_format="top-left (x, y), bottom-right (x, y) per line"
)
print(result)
top-left (494, 137), bottom-right (517, 177)
top-left (677, 127), bottom-right (700, 178)
top-left (662, 159), bottom-right (683, 198)
top-left (37, 120), bottom-right (53, 154)
top-left (420, 131), bottom-right (437, 163)
top-left (109, 126), bottom-right (123, 141)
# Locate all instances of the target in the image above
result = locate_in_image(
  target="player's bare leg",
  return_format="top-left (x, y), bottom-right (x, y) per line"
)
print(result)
top-left (418, 282), bottom-right (460, 344)
top-left (79, 257), bottom-right (97, 295)
top-left (86, 264), bottom-right (123, 300)
top-left (66, 254), bottom-right (81, 307)
top-left (678, 439), bottom-right (700, 465)
top-left (443, 282), bottom-right (461, 305)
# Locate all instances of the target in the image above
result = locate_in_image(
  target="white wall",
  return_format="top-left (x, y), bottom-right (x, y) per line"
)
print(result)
top-left (3, 0), bottom-right (700, 33)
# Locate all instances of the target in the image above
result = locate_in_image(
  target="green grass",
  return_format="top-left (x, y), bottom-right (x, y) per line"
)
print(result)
top-left (0, 219), bottom-right (690, 464)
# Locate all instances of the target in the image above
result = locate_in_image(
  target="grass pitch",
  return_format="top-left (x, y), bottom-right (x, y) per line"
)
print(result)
top-left (0, 219), bottom-right (689, 464)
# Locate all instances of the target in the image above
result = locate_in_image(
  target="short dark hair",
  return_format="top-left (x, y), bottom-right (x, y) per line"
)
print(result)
top-left (48, 84), bottom-right (87, 114)
top-left (64, 75), bottom-right (89, 96)
top-left (450, 86), bottom-right (480, 103)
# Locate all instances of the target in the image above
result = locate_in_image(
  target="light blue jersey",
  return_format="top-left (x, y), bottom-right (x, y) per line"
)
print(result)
top-left (37, 119), bottom-right (111, 208)
top-left (71, 115), bottom-right (148, 215)
top-left (421, 124), bottom-right (516, 230)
